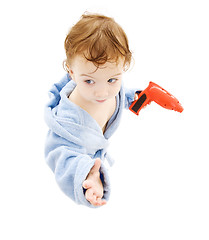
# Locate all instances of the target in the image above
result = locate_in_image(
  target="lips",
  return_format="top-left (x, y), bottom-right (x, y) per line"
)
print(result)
top-left (96, 99), bottom-right (106, 103)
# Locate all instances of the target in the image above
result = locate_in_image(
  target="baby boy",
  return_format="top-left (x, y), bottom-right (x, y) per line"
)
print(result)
top-left (44, 13), bottom-right (138, 207)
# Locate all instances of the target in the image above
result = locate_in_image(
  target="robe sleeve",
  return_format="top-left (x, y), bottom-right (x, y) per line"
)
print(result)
top-left (44, 131), bottom-right (111, 208)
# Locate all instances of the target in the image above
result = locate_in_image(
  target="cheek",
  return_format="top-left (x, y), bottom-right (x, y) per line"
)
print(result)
top-left (78, 84), bottom-right (93, 97)
top-left (112, 83), bottom-right (122, 96)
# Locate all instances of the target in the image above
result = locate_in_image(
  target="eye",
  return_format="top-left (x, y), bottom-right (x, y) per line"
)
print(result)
top-left (108, 78), bottom-right (117, 83)
top-left (85, 80), bottom-right (95, 85)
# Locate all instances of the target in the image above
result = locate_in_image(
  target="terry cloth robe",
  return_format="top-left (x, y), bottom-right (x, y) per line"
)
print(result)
top-left (44, 74), bottom-right (137, 208)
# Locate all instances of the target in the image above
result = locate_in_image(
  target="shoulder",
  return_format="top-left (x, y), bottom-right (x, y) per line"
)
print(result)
top-left (55, 81), bottom-right (82, 124)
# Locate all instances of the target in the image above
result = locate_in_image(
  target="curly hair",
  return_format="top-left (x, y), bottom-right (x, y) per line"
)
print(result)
top-left (64, 13), bottom-right (132, 70)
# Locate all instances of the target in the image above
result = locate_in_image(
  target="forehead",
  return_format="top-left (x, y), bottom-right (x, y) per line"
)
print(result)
top-left (72, 55), bottom-right (124, 76)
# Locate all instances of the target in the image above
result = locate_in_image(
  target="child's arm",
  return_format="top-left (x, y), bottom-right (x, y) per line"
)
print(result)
top-left (45, 131), bottom-right (110, 208)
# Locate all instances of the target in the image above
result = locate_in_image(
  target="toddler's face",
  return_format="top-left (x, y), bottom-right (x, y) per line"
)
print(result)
top-left (68, 55), bottom-right (124, 104)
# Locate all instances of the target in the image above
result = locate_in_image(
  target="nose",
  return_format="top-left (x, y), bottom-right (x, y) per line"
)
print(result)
top-left (94, 87), bottom-right (108, 99)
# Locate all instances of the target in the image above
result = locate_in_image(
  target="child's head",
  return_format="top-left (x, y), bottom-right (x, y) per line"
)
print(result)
top-left (67, 55), bottom-right (124, 105)
top-left (64, 13), bottom-right (132, 71)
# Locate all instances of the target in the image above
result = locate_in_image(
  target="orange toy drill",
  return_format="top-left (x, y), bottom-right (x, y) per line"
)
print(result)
top-left (129, 82), bottom-right (184, 115)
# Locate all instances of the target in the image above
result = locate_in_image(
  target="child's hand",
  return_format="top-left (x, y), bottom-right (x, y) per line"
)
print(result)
top-left (135, 91), bottom-right (142, 101)
top-left (83, 158), bottom-right (106, 207)
top-left (134, 93), bottom-right (139, 101)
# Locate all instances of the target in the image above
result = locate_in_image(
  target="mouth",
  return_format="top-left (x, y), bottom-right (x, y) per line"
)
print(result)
top-left (96, 99), bottom-right (107, 103)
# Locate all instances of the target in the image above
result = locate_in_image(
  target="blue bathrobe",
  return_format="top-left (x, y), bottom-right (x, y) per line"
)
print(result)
top-left (44, 74), bottom-right (137, 207)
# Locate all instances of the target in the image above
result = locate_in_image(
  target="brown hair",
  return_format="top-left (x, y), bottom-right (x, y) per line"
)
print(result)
top-left (64, 13), bottom-right (132, 70)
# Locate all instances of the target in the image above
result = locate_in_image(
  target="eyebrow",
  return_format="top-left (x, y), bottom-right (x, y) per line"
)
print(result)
top-left (80, 73), bottom-right (122, 78)
top-left (111, 73), bottom-right (122, 77)
top-left (80, 74), bottom-right (94, 78)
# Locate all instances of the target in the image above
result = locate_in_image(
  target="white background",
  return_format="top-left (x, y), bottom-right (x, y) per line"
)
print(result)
top-left (0, 0), bottom-right (209, 239)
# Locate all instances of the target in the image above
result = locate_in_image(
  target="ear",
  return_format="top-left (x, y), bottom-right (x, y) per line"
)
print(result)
top-left (68, 68), bottom-right (75, 81)
top-left (66, 63), bottom-right (74, 80)
top-left (66, 60), bottom-right (76, 82)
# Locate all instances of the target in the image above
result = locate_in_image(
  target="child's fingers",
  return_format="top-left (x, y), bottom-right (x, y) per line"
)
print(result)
top-left (96, 198), bottom-right (107, 206)
top-left (85, 188), bottom-right (98, 205)
top-left (134, 93), bottom-right (139, 101)
top-left (82, 180), bottom-right (93, 189)
top-left (85, 189), bottom-right (96, 204)
top-left (100, 199), bottom-right (107, 206)
top-left (85, 188), bottom-right (106, 206)
top-left (85, 188), bottom-right (93, 199)
top-left (96, 198), bottom-right (101, 205)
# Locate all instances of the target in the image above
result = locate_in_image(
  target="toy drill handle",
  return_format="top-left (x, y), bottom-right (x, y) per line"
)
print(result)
top-left (129, 92), bottom-right (150, 115)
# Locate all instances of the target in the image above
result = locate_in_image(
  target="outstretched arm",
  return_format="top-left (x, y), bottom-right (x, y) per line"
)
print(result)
top-left (45, 132), bottom-right (110, 208)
